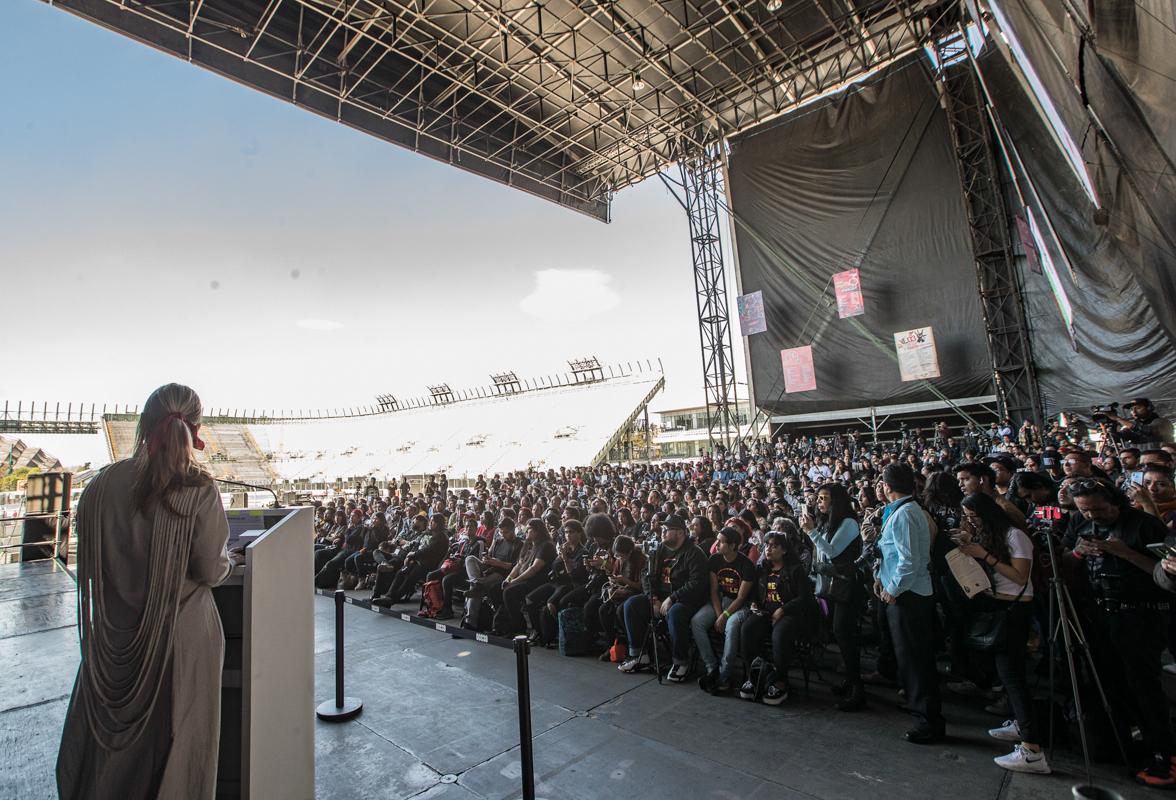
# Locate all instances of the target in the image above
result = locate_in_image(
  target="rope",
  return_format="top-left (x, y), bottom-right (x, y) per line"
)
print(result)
top-left (76, 462), bottom-right (202, 752)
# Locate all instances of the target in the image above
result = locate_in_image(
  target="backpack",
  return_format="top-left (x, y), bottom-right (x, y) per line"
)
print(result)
top-left (418, 579), bottom-right (445, 618)
top-left (557, 607), bottom-right (590, 656)
top-left (746, 657), bottom-right (778, 703)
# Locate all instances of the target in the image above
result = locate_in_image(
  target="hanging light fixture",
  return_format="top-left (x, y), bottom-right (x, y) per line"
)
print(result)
top-left (765, 0), bottom-right (782, 11)
top-left (632, 72), bottom-right (646, 92)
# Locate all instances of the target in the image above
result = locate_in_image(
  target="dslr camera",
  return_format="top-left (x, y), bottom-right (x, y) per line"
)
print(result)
top-left (1090, 402), bottom-right (1119, 424)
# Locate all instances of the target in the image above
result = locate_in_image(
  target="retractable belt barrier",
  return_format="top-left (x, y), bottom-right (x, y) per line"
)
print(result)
top-left (314, 587), bottom-right (538, 800)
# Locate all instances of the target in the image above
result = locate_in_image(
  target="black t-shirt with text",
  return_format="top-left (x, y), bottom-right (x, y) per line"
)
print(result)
top-left (708, 552), bottom-right (755, 600)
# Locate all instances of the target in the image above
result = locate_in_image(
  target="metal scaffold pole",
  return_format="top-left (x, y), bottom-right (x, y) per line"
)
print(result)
top-left (681, 144), bottom-right (740, 455)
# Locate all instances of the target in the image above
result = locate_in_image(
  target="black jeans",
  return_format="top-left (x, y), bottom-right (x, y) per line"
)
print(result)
top-left (830, 588), bottom-right (861, 685)
top-left (1086, 604), bottom-right (1174, 758)
top-left (740, 611), bottom-right (813, 680)
top-left (585, 594), bottom-right (626, 642)
top-left (886, 591), bottom-right (944, 732)
top-left (974, 595), bottom-right (1038, 744)
top-left (539, 585), bottom-right (591, 643)
top-left (487, 577), bottom-right (547, 636)
top-left (440, 571), bottom-right (467, 607)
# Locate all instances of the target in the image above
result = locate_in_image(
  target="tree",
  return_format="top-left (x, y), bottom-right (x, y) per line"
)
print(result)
top-left (1, 467), bottom-right (41, 492)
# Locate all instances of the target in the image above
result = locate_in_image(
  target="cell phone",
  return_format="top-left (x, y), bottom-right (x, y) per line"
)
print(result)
top-left (1147, 542), bottom-right (1176, 558)
top-left (1130, 472), bottom-right (1144, 486)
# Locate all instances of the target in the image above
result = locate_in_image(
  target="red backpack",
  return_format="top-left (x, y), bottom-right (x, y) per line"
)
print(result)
top-left (418, 579), bottom-right (445, 618)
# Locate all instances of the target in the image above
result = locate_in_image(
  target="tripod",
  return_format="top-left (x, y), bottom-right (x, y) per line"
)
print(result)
top-left (1043, 531), bottom-right (1130, 782)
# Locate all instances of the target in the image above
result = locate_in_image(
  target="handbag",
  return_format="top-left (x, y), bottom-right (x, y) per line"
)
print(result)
top-left (962, 581), bottom-right (1028, 652)
top-left (813, 561), bottom-right (855, 604)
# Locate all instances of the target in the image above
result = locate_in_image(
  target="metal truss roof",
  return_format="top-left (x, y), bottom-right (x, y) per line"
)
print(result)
top-left (48, 0), bottom-right (959, 220)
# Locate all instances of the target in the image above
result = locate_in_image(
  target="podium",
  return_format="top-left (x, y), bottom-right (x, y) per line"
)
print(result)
top-left (212, 507), bottom-right (315, 800)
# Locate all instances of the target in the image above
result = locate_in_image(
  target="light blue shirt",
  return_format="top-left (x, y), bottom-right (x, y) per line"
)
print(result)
top-left (878, 496), bottom-right (933, 597)
top-left (808, 518), bottom-right (860, 561)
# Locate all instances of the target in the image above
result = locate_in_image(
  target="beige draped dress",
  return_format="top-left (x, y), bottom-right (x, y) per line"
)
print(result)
top-left (57, 459), bottom-right (232, 800)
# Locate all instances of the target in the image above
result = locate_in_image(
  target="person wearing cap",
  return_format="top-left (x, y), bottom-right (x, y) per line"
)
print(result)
top-left (618, 514), bottom-right (708, 680)
top-left (1107, 398), bottom-right (1173, 449)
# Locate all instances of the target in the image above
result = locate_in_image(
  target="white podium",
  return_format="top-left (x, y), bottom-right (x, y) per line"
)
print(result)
top-left (213, 507), bottom-right (315, 800)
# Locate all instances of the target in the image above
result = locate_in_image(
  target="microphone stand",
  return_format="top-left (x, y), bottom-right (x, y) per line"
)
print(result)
top-left (215, 477), bottom-right (282, 508)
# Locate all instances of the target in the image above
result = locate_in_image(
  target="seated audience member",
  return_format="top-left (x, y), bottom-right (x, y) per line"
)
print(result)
top-left (375, 513), bottom-right (450, 606)
top-left (314, 509), bottom-right (366, 588)
top-left (344, 512), bottom-right (391, 587)
top-left (692, 527), bottom-right (756, 694)
top-left (1062, 478), bottom-right (1175, 788)
top-left (618, 515), bottom-right (708, 680)
top-left (431, 515), bottom-right (485, 621)
top-left (587, 534), bottom-right (646, 658)
top-left (738, 531), bottom-right (816, 704)
top-left (488, 519), bottom-right (557, 636)
top-left (954, 492), bottom-right (1047, 775)
top-left (529, 520), bottom-right (591, 646)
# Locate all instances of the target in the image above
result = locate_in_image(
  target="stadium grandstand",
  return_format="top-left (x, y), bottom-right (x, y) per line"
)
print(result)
top-left (97, 360), bottom-right (664, 485)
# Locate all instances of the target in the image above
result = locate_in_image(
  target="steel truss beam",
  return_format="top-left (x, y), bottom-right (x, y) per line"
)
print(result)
top-left (680, 145), bottom-right (740, 454)
top-left (46, 0), bottom-right (953, 219)
top-left (933, 32), bottom-right (1041, 427)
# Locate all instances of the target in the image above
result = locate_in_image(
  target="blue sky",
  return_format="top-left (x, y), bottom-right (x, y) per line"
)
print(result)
top-left (0, 0), bottom-right (748, 466)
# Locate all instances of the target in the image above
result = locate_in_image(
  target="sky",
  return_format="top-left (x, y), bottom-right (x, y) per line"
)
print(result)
top-left (0, 0), bottom-right (748, 468)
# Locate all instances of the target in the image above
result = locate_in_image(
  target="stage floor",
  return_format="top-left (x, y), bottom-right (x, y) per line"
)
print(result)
top-left (0, 560), bottom-right (1161, 800)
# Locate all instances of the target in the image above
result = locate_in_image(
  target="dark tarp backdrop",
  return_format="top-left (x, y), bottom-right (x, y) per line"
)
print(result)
top-left (977, 0), bottom-right (1176, 413)
top-left (726, 55), bottom-right (994, 418)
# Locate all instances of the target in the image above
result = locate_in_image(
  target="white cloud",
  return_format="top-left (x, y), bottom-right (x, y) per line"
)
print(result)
top-left (296, 319), bottom-right (345, 330)
top-left (518, 269), bottom-right (620, 322)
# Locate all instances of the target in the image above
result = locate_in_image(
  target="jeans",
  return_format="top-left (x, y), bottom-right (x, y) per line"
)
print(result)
top-left (975, 596), bottom-right (1038, 744)
top-left (539, 585), bottom-right (590, 643)
top-left (690, 598), bottom-right (749, 676)
top-left (886, 590), bottom-right (944, 732)
top-left (488, 577), bottom-right (547, 636)
top-left (621, 595), bottom-right (701, 665)
top-left (1086, 604), bottom-right (1174, 758)
top-left (740, 611), bottom-right (813, 681)
top-left (586, 594), bottom-right (626, 642)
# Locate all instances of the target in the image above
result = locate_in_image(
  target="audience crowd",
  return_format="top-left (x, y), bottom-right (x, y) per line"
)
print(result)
top-left (310, 399), bottom-right (1176, 787)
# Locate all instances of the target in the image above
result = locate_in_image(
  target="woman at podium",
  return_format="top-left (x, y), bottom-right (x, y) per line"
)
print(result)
top-left (58, 383), bottom-right (241, 800)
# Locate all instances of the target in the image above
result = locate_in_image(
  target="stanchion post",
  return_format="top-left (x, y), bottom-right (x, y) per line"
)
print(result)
top-left (513, 635), bottom-right (536, 800)
top-left (316, 590), bottom-right (363, 721)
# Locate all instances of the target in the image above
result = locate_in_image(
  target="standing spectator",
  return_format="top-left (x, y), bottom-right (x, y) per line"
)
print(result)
top-left (875, 463), bottom-right (944, 743)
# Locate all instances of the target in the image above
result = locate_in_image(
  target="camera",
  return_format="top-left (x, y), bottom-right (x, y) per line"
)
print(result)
top-left (1090, 402), bottom-right (1119, 424)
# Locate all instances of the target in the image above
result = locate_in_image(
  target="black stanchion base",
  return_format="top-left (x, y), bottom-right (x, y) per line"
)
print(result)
top-left (316, 697), bottom-right (363, 721)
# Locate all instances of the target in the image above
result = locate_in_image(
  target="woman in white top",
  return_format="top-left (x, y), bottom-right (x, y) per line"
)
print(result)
top-left (955, 491), bottom-right (1047, 775)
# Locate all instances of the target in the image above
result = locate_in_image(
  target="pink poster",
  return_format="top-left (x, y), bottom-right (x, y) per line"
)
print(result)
top-left (833, 268), bottom-right (865, 318)
top-left (781, 346), bottom-right (817, 393)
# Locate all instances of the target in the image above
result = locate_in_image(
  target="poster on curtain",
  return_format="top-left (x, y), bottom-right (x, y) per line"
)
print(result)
top-left (893, 327), bottom-right (941, 381)
top-left (832, 269), bottom-right (865, 318)
top-left (781, 346), bottom-right (817, 392)
top-left (737, 291), bottom-right (767, 336)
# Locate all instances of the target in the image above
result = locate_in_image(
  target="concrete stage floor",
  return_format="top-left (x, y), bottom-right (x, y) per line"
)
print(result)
top-left (0, 559), bottom-right (1162, 800)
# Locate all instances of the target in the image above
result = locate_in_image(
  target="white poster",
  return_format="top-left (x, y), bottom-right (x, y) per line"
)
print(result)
top-left (893, 326), bottom-right (941, 382)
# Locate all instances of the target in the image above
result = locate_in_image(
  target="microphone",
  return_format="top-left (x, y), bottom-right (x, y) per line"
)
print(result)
top-left (214, 478), bottom-right (282, 508)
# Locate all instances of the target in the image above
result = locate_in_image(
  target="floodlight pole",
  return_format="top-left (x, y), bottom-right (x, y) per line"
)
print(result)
top-left (681, 144), bottom-right (740, 456)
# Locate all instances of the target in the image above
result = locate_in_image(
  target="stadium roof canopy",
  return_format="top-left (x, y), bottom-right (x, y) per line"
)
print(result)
top-left (50, 0), bottom-right (958, 220)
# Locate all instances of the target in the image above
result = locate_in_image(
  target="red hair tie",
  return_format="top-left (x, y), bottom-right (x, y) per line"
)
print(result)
top-left (146, 412), bottom-right (205, 456)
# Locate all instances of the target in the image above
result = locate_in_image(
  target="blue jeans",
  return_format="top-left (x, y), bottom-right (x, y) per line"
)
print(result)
top-left (622, 595), bottom-right (701, 666)
top-left (691, 598), bottom-right (749, 676)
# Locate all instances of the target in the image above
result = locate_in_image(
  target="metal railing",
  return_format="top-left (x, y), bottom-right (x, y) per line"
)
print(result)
top-left (0, 512), bottom-right (71, 564)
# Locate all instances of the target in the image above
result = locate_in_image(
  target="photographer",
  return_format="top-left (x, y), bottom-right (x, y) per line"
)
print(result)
top-left (1061, 479), bottom-right (1174, 788)
top-left (1107, 398), bottom-right (1173, 449)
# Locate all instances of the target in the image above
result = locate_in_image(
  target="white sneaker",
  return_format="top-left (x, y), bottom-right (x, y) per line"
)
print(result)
top-left (1163, 663), bottom-right (1176, 675)
top-left (618, 657), bottom-right (643, 674)
top-left (994, 744), bottom-right (1051, 774)
top-left (988, 719), bottom-right (1021, 742)
top-left (666, 664), bottom-right (690, 683)
top-left (738, 681), bottom-right (755, 700)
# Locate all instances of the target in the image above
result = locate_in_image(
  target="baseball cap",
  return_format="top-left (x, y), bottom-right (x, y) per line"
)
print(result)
top-left (984, 455), bottom-right (1021, 472)
top-left (663, 515), bottom-right (688, 531)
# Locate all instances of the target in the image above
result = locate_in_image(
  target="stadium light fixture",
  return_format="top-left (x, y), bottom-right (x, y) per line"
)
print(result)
top-left (632, 72), bottom-right (646, 92)
top-left (765, 0), bottom-right (782, 10)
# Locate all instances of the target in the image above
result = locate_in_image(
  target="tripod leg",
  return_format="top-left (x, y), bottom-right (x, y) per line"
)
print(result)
top-left (1048, 579), bottom-right (1058, 759)
top-left (649, 618), bottom-right (663, 684)
top-left (1061, 587), bottom-right (1133, 771)
top-left (1053, 583), bottom-right (1094, 784)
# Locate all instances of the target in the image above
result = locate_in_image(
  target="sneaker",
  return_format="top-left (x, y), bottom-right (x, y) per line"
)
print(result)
top-left (715, 672), bottom-right (732, 694)
top-left (762, 684), bottom-right (789, 705)
top-left (698, 670), bottom-right (717, 692)
top-left (995, 744), bottom-right (1050, 774)
top-left (666, 664), bottom-right (690, 683)
top-left (599, 650), bottom-right (613, 662)
top-left (988, 720), bottom-right (1021, 743)
top-left (738, 681), bottom-right (756, 700)
top-left (985, 695), bottom-right (1012, 716)
top-left (618, 657), bottom-right (643, 674)
top-left (1163, 663), bottom-right (1176, 675)
top-left (432, 609), bottom-right (455, 621)
top-left (1137, 757), bottom-right (1176, 788)
top-left (947, 680), bottom-right (998, 700)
